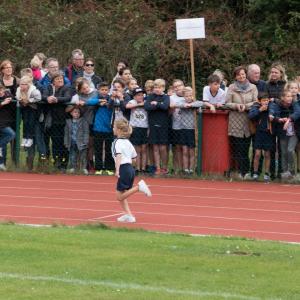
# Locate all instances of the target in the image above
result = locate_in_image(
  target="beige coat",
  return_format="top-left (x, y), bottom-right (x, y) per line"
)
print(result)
top-left (225, 82), bottom-right (258, 138)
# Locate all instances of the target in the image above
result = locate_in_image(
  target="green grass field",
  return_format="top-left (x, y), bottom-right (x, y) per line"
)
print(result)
top-left (0, 223), bottom-right (299, 299)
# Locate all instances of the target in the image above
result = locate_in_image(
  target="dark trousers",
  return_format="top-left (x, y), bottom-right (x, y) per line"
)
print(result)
top-left (45, 124), bottom-right (68, 169)
top-left (94, 132), bottom-right (114, 171)
top-left (22, 107), bottom-right (36, 139)
top-left (230, 136), bottom-right (251, 176)
top-left (270, 135), bottom-right (282, 179)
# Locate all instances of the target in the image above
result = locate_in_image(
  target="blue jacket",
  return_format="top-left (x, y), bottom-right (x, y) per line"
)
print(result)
top-left (86, 94), bottom-right (113, 133)
top-left (144, 93), bottom-right (170, 127)
top-left (248, 102), bottom-right (272, 133)
top-left (39, 73), bottom-right (71, 90)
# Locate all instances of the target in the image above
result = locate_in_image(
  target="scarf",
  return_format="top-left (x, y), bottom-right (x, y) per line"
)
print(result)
top-left (83, 72), bottom-right (95, 90)
top-left (235, 80), bottom-right (250, 92)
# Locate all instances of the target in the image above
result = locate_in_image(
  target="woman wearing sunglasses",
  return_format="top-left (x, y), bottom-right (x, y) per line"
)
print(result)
top-left (83, 58), bottom-right (104, 91)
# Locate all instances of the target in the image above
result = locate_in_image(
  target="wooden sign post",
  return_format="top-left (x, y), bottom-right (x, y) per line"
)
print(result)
top-left (175, 18), bottom-right (205, 98)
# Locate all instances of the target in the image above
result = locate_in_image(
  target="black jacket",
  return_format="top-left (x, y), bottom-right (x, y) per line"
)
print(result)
top-left (42, 85), bottom-right (72, 126)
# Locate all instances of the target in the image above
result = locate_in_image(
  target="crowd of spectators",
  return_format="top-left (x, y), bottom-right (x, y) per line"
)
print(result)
top-left (0, 49), bottom-right (300, 181)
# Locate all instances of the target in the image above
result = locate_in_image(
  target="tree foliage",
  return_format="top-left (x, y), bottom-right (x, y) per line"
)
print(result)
top-left (0, 0), bottom-right (299, 93)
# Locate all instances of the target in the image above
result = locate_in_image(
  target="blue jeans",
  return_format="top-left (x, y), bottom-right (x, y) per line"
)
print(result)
top-left (0, 127), bottom-right (15, 164)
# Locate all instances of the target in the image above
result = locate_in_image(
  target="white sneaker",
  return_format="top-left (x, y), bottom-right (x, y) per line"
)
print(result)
top-left (252, 174), bottom-right (259, 181)
top-left (0, 163), bottom-right (7, 171)
top-left (82, 169), bottom-right (89, 175)
top-left (68, 168), bottom-right (75, 174)
top-left (117, 214), bottom-right (136, 223)
top-left (264, 174), bottom-right (270, 182)
top-left (281, 171), bottom-right (292, 179)
top-left (243, 173), bottom-right (252, 180)
top-left (24, 139), bottom-right (33, 148)
top-left (138, 180), bottom-right (152, 197)
top-left (21, 138), bottom-right (27, 147)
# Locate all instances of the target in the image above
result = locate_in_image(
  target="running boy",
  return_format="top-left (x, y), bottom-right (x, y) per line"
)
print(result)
top-left (112, 118), bottom-right (151, 223)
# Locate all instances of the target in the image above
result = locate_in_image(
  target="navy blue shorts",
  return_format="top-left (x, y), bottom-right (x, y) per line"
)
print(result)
top-left (181, 129), bottom-right (196, 148)
top-left (148, 125), bottom-right (168, 145)
top-left (130, 127), bottom-right (148, 145)
top-left (116, 164), bottom-right (135, 192)
top-left (254, 130), bottom-right (273, 151)
top-left (171, 129), bottom-right (183, 145)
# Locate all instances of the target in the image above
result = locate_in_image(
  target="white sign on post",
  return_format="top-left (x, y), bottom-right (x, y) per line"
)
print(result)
top-left (175, 18), bottom-right (205, 40)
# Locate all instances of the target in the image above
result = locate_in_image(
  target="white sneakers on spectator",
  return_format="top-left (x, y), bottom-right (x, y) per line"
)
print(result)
top-left (281, 171), bottom-right (293, 179)
top-left (0, 163), bottom-right (7, 171)
top-left (138, 180), bottom-right (152, 197)
top-left (117, 214), bottom-right (136, 223)
top-left (83, 169), bottom-right (89, 175)
top-left (21, 138), bottom-right (33, 148)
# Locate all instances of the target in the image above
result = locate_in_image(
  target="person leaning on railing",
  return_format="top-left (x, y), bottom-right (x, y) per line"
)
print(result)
top-left (0, 85), bottom-right (16, 171)
top-left (225, 66), bottom-right (258, 179)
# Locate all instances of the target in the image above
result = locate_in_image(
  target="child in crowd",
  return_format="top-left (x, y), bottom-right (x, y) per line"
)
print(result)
top-left (286, 81), bottom-right (300, 102)
top-left (170, 79), bottom-right (185, 174)
top-left (30, 56), bottom-right (46, 81)
top-left (212, 69), bottom-right (228, 92)
top-left (248, 96), bottom-right (273, 181)
top-left (125, 78), bottom-right (138, 98)
top-left (71, 77), bottom-right (99, 172)
top-left (64, 106), bottom-right (89, 174)
top-left (112, 118), bottom-right (151, 223)
top-left (179, 87), bottom-right (203, 174)
top-left (85, 82), bottom-right (114, 175)
top-left (286, 81), bottom-right (300, 173)
top-left (144, 80), bottom-right (154, 95)
top-left (0, 85), bottom-right (15, 171)
top-left (202, 74), bottom-right (226, 111)
top-left (270, 90), bottom-right (300, 179)
top-left (109, 79), bottom-right (131, 121)
top-left (126, 87), bottom-right (148, 174)
top-left (16, 75), bottom-right (41, 148)
top-left (144, 80), bottom-right (155, 174)
top-left (144, 79), bottom-right (170, 175)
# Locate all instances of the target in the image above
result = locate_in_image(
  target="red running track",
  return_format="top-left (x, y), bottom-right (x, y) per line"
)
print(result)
top-left (0, 172), bottom-right (300, 243)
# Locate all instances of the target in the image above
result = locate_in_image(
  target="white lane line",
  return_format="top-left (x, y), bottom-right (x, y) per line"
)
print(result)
top-left (1, 193), bottom-right (300, 207)
top-left (0, 214), bottom-right (299, 239)
top-left (1, 185), bottom-right (300, 205)
top-left (1, 203), bottom-right (300, 225)
top-left (0, 272), bottom-right (262, 300)
top-left (1, 180), bottom-right (300, 196)
top-left (1, 202), bottom-right (300, 216)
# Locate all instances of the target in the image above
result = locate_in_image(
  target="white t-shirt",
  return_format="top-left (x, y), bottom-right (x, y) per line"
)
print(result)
top-left (170, 93), bottom-right (185, 130)
top-left (111, 138), bottom-right (137, 165)
top-left (202, 86), bottom-right (226, 105)
top-left (128, 100), bottom-right (148, 128)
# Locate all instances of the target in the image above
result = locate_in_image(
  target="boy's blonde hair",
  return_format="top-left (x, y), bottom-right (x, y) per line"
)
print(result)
top-left (154, 78), bottom-right (166, 88)
top-left (183, 86), bottom-right (193, 96)
top-left (20, 75), bottom-right (33, 85)
top-left (144, 80), bottom-right (154, 89)
top-left (114, 118), bottom-right (132, 138)
top-left (20, 68), bottom-right (33, 78)
top-left (285, 80), bottom-right (300, 91)
top-left (30, 56), bottom-right (41, 68)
